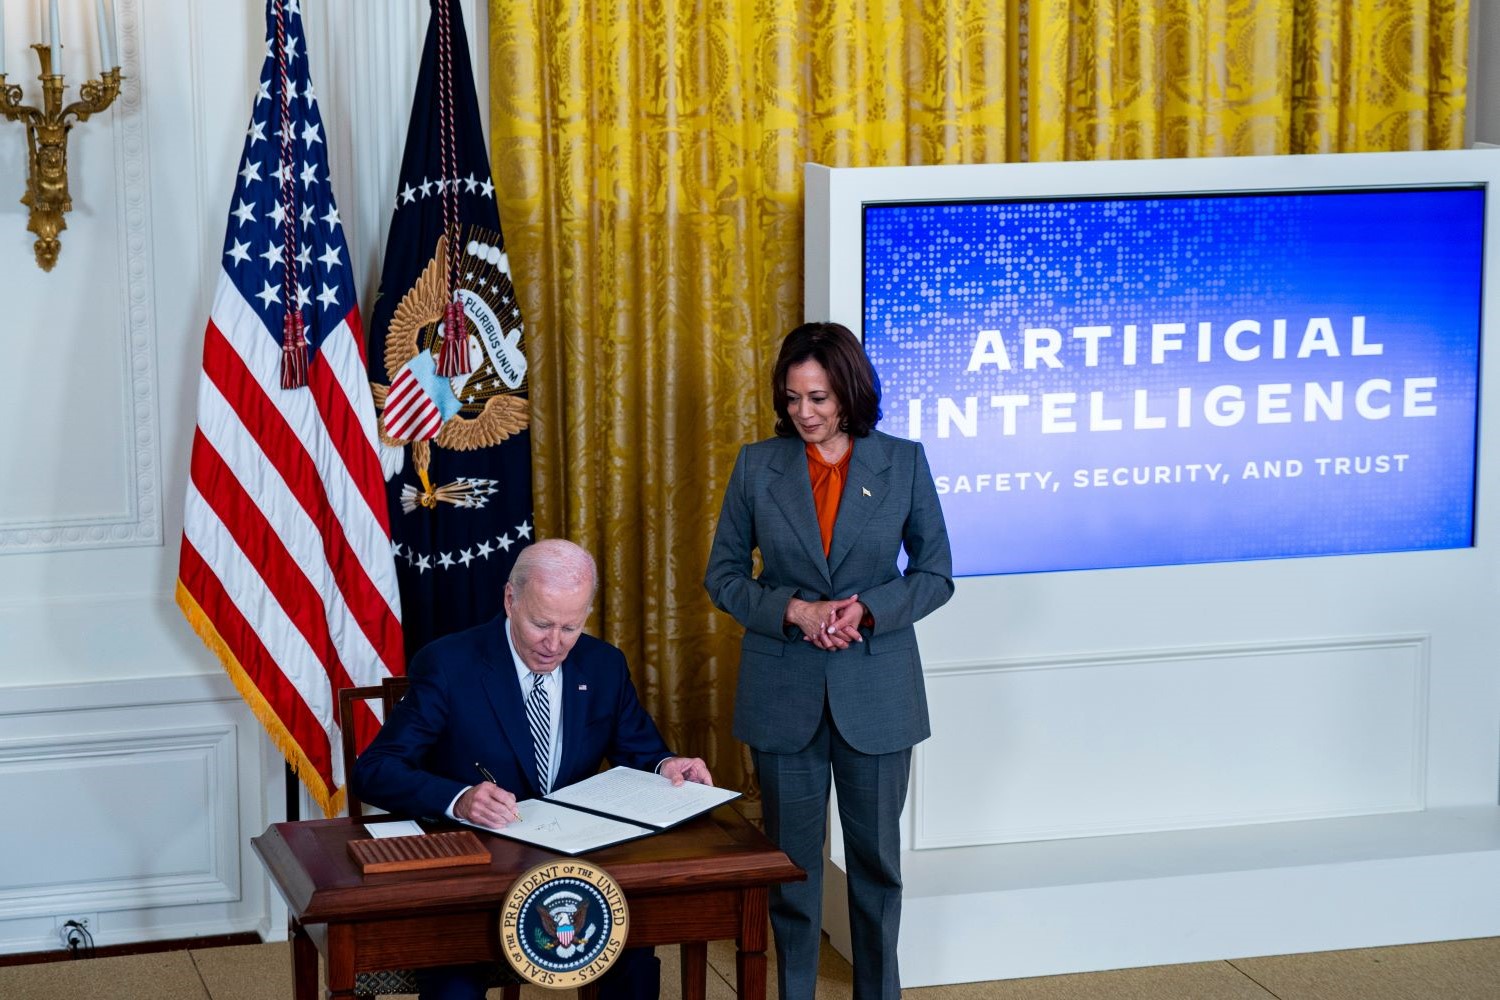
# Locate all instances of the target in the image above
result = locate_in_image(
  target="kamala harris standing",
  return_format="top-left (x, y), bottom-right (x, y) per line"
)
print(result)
top-left (704, 321), bottom-right (954, 1000)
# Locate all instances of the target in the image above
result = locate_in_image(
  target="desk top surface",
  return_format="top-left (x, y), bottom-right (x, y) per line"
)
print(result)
top-left (253, 806), bottom-right (802, 922)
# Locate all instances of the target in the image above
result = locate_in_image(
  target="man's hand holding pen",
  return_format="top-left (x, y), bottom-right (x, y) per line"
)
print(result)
top-left (456, 762), bottom-right (523, 828)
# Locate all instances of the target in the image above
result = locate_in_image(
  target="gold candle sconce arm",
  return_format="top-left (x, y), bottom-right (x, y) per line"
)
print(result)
top-left (0, 45), bottom-right (123, 271)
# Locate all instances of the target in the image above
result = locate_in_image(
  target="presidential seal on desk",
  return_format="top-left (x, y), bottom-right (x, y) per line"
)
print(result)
top-left (500, 860), bottom-right (629, 988)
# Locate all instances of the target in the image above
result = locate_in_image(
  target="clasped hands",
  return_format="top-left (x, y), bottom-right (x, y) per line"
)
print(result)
top-left (454, 755), bottom-right (714, 829)
top-left (785, 594), bottom-right (866, 650)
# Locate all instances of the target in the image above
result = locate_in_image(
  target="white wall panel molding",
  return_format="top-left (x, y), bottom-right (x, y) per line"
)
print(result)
top-left (0, 726), bottom-right (239, 916)
top-left (0, 672), bottom-right (279, 954)
top-left (0, 670), bottom-right (238, 717)
top-left (0, 0), bottom-right (161, 556)
top-left (912, 634), bottom-right (1430, 849)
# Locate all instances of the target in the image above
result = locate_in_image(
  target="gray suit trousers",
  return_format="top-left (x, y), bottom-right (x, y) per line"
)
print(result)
top-left (754, 706), bottom-right (911, 1000)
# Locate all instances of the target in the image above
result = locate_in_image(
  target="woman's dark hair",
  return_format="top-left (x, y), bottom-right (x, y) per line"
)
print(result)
top-left (771, 322), bottom-right (882, 438)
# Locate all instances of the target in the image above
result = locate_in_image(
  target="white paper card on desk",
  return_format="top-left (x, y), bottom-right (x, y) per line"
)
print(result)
top-left (365, 819), bottom-right (425, 838)
top-left (467, 799), bottom-right (654, 855)
top-left (545, 766), bottom-right (741, 830)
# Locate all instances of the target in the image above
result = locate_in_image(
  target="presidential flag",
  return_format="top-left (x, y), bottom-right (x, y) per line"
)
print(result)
top-left (176, 0), bottom-right (404, 817)
top-left (369, 0), bottom-right (534, 654)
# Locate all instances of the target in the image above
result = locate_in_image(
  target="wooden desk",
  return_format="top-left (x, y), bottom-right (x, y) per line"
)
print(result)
top-left (252, 807), bottom-right (802, 1000)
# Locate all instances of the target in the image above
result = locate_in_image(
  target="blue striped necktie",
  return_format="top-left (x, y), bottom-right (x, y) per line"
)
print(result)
top-left (526, 672), bottom-right (551, 793)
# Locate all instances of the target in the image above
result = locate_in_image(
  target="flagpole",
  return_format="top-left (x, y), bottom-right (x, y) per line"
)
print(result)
top-left (285, 762), bottom-right (301, 821)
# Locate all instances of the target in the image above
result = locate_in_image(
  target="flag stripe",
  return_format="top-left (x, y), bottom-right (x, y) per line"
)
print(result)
top-left (193, 373), bottom-right (392, 723)
top-left (179, 534), bottom-right (334, 782)
top-left (307, 309), bottom-right (394, 535)
top-left (201, 310), bottom-right (403, 664)
top-left (185, 464), bottom-right (382, 769)
top-left (385, 391), bottom-right (443, 441)
top-left (388, 404), bottom-right (441, 439)
top-left (187, 429), bottom-right (370, 723)
top-left (209, 283), bottom-right (402, 621)
top-left (383, 380), bottom-right (424, 423)
top-left (211, 282), bottom-right (395, 581)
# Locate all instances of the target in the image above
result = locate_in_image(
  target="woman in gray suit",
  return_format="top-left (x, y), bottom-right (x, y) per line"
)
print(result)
top-left (705, 322), bottom-right (954, 1000)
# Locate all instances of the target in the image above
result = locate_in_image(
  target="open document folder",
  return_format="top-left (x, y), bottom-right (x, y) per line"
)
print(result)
top-left (465, 766), bottom-right (741, 855)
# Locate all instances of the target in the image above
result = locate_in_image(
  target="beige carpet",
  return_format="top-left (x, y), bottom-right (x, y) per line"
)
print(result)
top-left (1, 935), bottom-right (1497, 999)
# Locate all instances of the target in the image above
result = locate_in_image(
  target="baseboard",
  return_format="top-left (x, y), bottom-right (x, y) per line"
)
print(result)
top-left (823, 805), bottom-right (1500, 986)
top-left (0, 932), bottom-right (262, 968)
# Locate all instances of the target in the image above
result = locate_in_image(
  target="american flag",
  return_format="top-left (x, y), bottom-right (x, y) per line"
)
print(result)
top-left (176, 0), bottom-right (404, 817)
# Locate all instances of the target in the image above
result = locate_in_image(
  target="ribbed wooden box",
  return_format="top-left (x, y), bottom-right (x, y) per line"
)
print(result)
top-left (347, 830), bottom-right (491, 873)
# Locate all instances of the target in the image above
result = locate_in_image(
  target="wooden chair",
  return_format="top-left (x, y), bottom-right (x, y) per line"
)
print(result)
top-left (334, 678), bottom-right (523, 1000)
top-left (338, 676), bottom-right (409, 819)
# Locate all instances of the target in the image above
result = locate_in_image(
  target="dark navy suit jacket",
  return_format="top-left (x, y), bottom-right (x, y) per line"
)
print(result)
top-left (352, 615), bottom-right (674, 819)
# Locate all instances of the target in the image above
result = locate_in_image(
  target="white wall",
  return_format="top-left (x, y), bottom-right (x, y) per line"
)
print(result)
top-left (0, 0), bottom-right (487, 954)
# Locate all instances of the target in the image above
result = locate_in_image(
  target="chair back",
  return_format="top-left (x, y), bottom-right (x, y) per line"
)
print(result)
top-left (331, 674), bottom-right (524, 1000)
top-left (338, 675), bottom-right (410, 817)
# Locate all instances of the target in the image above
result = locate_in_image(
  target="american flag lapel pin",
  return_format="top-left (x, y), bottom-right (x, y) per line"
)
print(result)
top-left (578, 684), bottom-right (587, 691)
top-left (862, 486), bottom-right (872, 497)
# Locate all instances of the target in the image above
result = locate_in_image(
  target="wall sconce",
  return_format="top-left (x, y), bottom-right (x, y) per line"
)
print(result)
top-left (0, 1), bottom-right (122, 272)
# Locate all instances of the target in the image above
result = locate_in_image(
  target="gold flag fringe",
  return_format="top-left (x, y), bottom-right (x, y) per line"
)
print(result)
top-left (175, 580), bottom-right (347, 819)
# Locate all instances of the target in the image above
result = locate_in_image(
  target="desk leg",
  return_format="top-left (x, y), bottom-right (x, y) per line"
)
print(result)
top-left (680, 941), bottom-right (708, 1000)
top-left (736, 886), bottom-right (770, 1000)
top-left (290, 919), bottom-right (318, 1000)
top-left (324, 923), bottom-right (357, 999)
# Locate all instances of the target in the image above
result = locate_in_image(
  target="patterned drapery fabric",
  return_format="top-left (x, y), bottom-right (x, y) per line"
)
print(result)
top-left (486, 0), bottom-right (1468, 797)
top-left (1024, 0), bottom-right (1467, 160)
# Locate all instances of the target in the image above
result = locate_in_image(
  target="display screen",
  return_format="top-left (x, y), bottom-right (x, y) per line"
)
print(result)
top-left (862, 188), bottom-right (1484, 576)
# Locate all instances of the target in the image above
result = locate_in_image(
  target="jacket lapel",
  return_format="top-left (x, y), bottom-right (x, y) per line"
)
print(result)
top-left (478, 617), bottom-right (544, 794)
top-left (556, 660), bottom-right (588, 789)
top-left (766, 436), bottom-right (834, 590)
top-left (827, 434), bottom-right (891, 576)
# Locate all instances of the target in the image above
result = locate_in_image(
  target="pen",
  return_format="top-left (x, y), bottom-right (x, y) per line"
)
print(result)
top-left (475, 762), bottom-right (520, 821)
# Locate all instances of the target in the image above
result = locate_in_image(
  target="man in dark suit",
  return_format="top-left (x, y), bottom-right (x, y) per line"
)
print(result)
top-left (354, 538), bottom-right (712, 1000)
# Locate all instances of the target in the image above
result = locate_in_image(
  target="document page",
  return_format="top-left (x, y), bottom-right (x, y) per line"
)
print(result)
top-left (466, 799), bottom-right (654, 855)
top-left (546, 767), bottom-right (741, 829)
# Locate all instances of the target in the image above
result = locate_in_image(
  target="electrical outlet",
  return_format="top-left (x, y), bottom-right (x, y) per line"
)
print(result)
top-left (54, 914), bottom-right (95, 949)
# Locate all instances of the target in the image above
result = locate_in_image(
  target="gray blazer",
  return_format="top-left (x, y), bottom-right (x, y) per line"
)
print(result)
top-left (704, 430), bottom-right (954, 755)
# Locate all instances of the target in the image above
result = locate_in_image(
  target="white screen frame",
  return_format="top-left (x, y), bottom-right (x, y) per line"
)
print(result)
top-left (807, 151), bottom-right (1500, 834)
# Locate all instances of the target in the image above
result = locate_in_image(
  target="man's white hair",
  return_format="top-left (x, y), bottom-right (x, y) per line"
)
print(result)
top-left (509, 538), bottom-right (597, 597)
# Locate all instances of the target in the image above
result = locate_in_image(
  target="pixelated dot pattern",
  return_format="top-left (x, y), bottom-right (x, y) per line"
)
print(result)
top-left (861, 189), bottom-right (1483, 575)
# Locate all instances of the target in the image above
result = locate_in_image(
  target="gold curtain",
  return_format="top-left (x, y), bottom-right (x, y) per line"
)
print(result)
top-left (487, 1), bottom-right (1011, 796)
top-left (1025, 0), bottom-right (1467, 160)
top-left (487, 0), bottom-right (1468, 796)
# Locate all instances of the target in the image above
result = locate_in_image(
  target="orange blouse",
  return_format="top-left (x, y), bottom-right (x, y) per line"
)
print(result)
top-left (806, 441), bottom-right (852, 557)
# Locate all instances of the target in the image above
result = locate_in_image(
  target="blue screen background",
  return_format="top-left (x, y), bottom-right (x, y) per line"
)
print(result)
top-left (862, 188), bottom-right (1484, 576)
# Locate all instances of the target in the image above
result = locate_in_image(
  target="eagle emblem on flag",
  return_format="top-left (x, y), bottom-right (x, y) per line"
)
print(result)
top-left (372, 232), bottom-right (529, 512)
